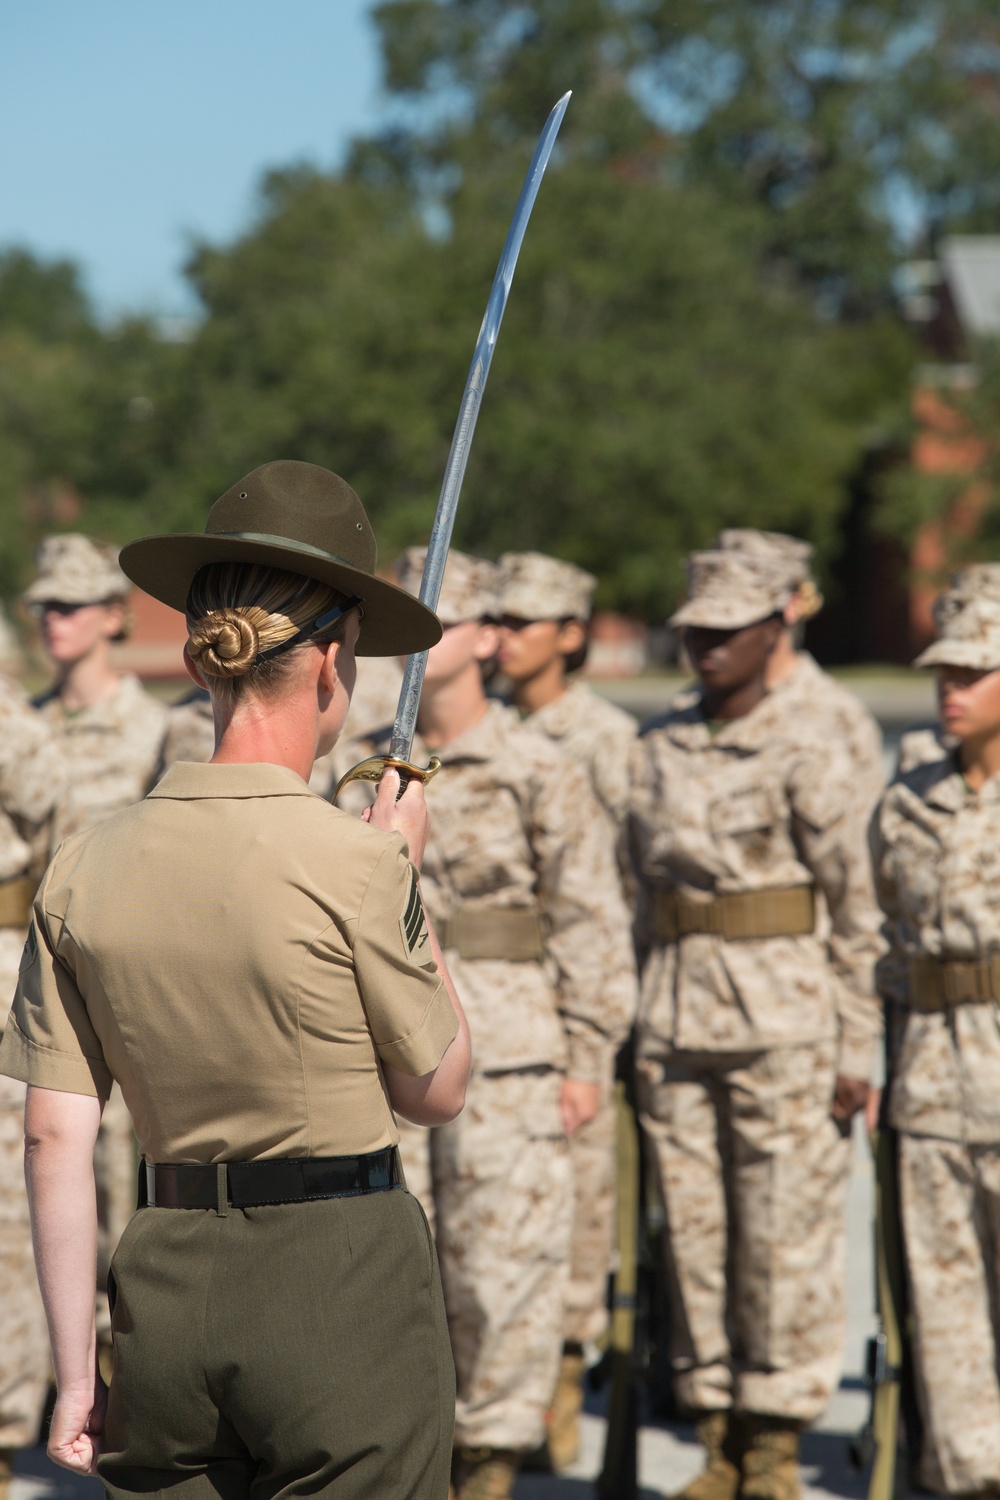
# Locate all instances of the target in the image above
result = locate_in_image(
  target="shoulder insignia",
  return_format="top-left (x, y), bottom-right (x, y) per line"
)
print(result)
top-left (400, 871), bottom-right (431, 961)
top-left (19, 922), bottom-right (38, 973)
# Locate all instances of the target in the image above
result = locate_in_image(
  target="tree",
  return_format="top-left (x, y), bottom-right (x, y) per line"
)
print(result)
top-left (368, 1), bottom-right (1000, 312)
top-left (160, 157), bottom-right (911, 616)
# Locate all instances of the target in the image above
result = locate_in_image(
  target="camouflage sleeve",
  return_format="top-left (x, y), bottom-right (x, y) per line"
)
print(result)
top-left (867, 792), bottom-right (912, 1039)
top-left (0, 690), bottom-right (66, 826)
top-left (530, 754), bottom-right (637, 1081)
top-left (788, 744), bottom-right (885, 1080)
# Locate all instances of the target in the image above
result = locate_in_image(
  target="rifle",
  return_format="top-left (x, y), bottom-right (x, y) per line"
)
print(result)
top-left (597, 1046), bottom-right (674, 1498)
top-left (597, 1073), bottom-right (641, 1499)
top-left (851, 1096), bottom-right (920, 1500)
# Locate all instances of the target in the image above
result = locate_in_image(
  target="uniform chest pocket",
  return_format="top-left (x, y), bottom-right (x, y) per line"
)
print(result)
top-left (708, 787), bottom-right (777, 838)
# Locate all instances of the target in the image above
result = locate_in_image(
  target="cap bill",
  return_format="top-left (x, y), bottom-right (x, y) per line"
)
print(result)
top-left (913, 638), bottom-right (1000, 672)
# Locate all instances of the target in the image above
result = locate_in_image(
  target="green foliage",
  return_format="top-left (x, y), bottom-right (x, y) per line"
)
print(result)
top-left (13, 0), bottom-right (1000, 630)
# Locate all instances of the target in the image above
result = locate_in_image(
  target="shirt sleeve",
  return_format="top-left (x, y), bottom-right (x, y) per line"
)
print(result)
top-left (531, 755), bottom-right (637, 1081)
top-left (788, 744), bottom-right (885, 1080)
top-left (352, 838), bottom-right (458, 1077)
top-left (0, 871), bottom-right (112, 1099)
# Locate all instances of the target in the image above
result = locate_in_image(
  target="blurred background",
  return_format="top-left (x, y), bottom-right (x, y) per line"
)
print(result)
top-left (2, 0), bottom-right (1000, 682)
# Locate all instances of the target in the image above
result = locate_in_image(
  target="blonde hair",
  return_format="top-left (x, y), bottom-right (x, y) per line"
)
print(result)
top-left (185, 562), bottom-right (353, 707)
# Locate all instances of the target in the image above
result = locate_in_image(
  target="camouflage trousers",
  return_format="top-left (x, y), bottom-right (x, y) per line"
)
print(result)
top-left (564, 1065), bottom-right (616, 1347)
top-left (637, 1040), bottom-right (851, 1423)
top-left (397, 1068), bottom-right (572, 1452)
top-left (899, 1132), bottom-right (1000, 1495)
top-left (0, 926), bottom-right (49, 1449)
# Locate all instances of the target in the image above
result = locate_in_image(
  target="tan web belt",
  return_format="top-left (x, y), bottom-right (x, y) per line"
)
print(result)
top-left (908, 954), bottom-right (1000, 1011)
top-left (437, 906), bottom-right (545, 962)
top-left (651, 884), bottom-right (816, 943)
top-left (0, 875), bottom-right (37, 930)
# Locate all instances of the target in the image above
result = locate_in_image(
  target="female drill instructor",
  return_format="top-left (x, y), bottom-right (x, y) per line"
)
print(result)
top-left (0, 460), bottom-right (472, 1500)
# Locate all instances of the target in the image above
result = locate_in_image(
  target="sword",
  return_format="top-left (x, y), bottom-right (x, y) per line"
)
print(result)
top-left (335, 90), bottom-right (572, 803)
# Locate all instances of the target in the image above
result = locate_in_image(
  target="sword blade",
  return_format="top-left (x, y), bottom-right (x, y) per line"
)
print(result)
top-left (388, 91), bottom-right (572, 762)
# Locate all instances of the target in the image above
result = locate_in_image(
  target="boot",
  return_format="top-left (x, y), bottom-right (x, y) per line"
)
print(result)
top-left (670, 1411), bottom-right (742, 1500)
top-left (547, 1346), bottom-right (586, 1471)
top-left (738, 1414), bottom-right (801, 1500)
top-left (0, 1448), bottom-right (15, 1500)
top-left (453, 1447), bottom-right (521, 1500)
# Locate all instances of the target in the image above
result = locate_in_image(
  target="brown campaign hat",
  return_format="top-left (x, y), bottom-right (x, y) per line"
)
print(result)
top-left (119, 461), bottom-right (442, 657)
top-left (671, 550), bottom-right (790, 630)
top-left (914, 564), bottom-right (1000, 672)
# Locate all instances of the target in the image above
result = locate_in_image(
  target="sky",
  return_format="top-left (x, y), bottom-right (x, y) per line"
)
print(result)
top-left (0, 2), bottom-right (384, 323)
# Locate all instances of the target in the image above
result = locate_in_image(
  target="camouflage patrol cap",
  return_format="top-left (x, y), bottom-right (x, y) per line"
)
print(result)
top-left (498, 551), bottom-right (597, 621)
top-left (396, 547), bottom-right (500, 625)
top-left (914, 564), bottom-right (1000, 671)
top-left (23, 534), bottom-right (130, 606)
top-left (671, 550), bottom-right (789, 630)
top-left (718, 528), bottom-right (823, 619)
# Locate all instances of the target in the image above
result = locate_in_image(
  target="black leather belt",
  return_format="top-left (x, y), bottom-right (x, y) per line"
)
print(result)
top-left (138, 1147), bottom-right (402, 1210)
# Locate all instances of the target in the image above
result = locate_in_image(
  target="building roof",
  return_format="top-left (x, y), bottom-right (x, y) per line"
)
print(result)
top-left (941, 237), bottom-right (1000, 337)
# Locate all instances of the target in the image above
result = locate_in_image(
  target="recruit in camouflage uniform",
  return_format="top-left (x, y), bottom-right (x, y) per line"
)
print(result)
top-left (871, 564), bottom-right (1000, 1497)
top-left (497, 550), bottom-right (638, 1468)
top-left (629, 548), bottom-right (883, 1500)
top-left (717, 530), bottom-right (885, 815)
top-left (0, 682), bottom-right (67, 1500)
top-left (24, 536), bottom-right (168, 1369)
top-left (342, 550), bottom-right (635, 1499)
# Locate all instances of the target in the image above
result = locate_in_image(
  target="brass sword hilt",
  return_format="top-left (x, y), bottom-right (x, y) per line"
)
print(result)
top-left (333, 755), bottom-right (442, 805)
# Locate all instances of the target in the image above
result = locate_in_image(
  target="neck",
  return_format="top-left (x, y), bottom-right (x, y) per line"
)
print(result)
top-left (959, 730), bottom-right (1000, 791)
top-left (701, 674), bottom-right (768, 722)
top-left (764, 633), bottom-right (798, 688)
top-left (418, 663), bottom-right (489, 748)
top-left (55, 650), bottom-right (121, 713)
top-left (510, 659), bottom-right (568, 716)
top-left (211, 692), bottom-right (318, 781)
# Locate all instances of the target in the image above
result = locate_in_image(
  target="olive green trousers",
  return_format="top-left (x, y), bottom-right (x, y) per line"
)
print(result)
top-left (99, 1187), bottom-right (455, 1500)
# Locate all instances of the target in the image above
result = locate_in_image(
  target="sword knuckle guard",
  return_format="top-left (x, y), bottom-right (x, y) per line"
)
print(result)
top-left (333, 755), bottom-right (442, 805)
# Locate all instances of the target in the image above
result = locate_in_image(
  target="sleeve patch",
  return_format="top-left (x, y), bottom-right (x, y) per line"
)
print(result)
top-left (19, 922), bottom-right (38, 974)
top-left (400, 872), bottom-right (431, 961)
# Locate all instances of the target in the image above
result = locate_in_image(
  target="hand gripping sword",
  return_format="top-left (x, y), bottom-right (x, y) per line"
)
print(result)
top-left (335, 91), bottom-right (572, 803)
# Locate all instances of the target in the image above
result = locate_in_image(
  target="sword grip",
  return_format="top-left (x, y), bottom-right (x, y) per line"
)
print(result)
top-left (333, 755), bottom-right (442, 806)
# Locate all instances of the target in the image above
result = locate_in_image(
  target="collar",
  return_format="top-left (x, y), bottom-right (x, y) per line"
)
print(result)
top-left (421, 699), bottom-right (510, 766)
top-left (658, 684), bottom-right (782, 752)
top-left (148, 761), bottom-right (317, 801)
top-left (518, 681), bottom-right (586, 738)
top-left (920, 753), bottom-right (1000, 812)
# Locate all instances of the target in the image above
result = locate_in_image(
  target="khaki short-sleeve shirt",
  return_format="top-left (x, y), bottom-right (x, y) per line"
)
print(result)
top-left (0, 761), bottom-right (456, 1163)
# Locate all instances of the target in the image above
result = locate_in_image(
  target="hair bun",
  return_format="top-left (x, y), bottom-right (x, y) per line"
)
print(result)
top-left (187, 609), bottom-right (260, 678)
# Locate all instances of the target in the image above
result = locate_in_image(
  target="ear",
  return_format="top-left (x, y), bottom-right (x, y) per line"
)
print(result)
top-left (473, 621), bottom-right (501, 662)
top-left (183, 646), bottom-right (208, 689)
top-left (557, 618), bottom-right (586, 655)
top-left (102, 601), bottom-right (127, 641)
top-left (783, 595), bottom-right (803, 627)
top-left (317, 638), bottom-right (342, 696)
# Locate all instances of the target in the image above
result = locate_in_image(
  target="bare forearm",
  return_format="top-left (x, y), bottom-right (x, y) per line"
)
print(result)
top-left (25, 1089), bottom-right (102, 1390)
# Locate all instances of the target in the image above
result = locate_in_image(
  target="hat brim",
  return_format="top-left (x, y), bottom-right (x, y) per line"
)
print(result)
top-left (671, 599), bottom-right (780, 630)
top-left (119, 533), bottom-right (442, 657)
top-left (913, 639), bottom-right (1000, 672)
